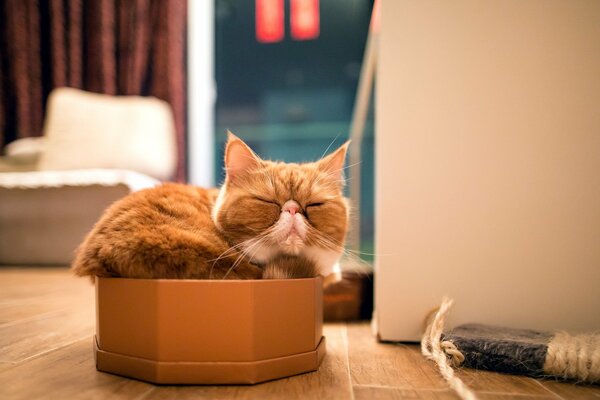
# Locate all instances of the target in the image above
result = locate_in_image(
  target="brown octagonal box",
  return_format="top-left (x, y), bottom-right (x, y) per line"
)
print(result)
top-left (94, 276), bottom-right (325, 384)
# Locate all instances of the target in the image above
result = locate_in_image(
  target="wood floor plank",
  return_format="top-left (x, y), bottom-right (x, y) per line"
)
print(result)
top-left (354, 385), bottom-right (459, 399)
top-left (346, 322), bottom-right (448, 390)
top-left (455, 369), bottom-right (552, 396)
top-left (474, 394), bottom-right (556, 400)
top-left (0, 267), bottom-right (71, 281)
top-left (0, 306), bottom-right (95, 363)
top-left (0, 362), bottom-right (14, 373)
top-left (0, 269), bottom-right (95, 363)
top-left (135, 386), bottom-right (240, 400)
top-left (0, 283), bottom-right (92, 325)
top-left (0, 267), bottom-right (74, 286)
top-left (539, 380), bottom-right (600, 399)
top-left (353, 384), bottom-right (559, 400)
top-left (0, 338), bottom-right (154, 400)
top-left (141, 324), bottom-right (353, 400)
top-left (0, 267), bottom-right (89, 307)
top-left (1, 268), bottom-right (599, 400)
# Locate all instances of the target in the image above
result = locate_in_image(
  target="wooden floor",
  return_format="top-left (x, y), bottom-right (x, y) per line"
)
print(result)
top-left (0, 267), bottom-right (598, 400)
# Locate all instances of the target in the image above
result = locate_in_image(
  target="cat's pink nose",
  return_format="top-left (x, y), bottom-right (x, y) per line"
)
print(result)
top-left (282, 201), bottom-right (300, 215)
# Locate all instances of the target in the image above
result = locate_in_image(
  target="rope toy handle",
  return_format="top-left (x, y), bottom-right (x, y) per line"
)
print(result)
top-left (421, 297), bottom-right (478, 400)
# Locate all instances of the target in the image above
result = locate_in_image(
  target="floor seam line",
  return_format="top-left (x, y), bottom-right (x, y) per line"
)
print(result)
top-left (1, 335), bottom-right (93, 366)
top-left (343, 324), bottom-right (356, 400)
top-left (532, 379), bottom-right (565, 400)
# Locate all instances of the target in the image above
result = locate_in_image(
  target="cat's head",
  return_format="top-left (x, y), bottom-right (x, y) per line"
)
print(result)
top-left (212, 132), bottom-right (350, 277)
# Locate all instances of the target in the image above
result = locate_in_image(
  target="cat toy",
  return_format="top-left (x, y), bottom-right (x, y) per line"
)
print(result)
top-left (422, 298), bottom-right (600, 400)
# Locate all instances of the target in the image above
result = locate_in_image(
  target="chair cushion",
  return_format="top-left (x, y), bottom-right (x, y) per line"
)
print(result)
top-left (38, 88), bottom-right (177, 181)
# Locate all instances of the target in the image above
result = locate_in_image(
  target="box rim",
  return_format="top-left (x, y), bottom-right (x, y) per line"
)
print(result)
top-left (95, 335), bottom-right (327, 384)
top-left (96, 276), bottom-right (323, 284)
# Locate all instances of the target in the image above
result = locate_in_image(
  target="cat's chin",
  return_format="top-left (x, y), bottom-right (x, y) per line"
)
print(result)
top-left (281, 234), bottom-right (305, 254)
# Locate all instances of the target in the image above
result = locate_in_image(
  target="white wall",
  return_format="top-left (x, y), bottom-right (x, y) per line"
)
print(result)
top-left (187, 0), bottom-right (215, 187)
top-left (375, 0), bottom-right (600, 341)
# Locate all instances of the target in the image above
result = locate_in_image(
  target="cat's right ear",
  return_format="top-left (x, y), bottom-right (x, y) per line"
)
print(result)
top-left (224, 131), bottom-right (261, 184)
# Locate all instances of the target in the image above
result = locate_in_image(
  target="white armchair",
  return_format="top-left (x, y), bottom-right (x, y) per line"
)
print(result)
top-left (0, 87), bottom-right (177, 265)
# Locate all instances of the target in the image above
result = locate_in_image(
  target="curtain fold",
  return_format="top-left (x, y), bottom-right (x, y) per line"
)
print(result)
top-left (0, 0), bottom-right (187, 181)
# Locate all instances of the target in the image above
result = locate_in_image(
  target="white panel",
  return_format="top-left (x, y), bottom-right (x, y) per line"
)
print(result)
top-left (188, 0), bottom-right (215, 187)
top-left (375, 0), bottom-right (600, 341)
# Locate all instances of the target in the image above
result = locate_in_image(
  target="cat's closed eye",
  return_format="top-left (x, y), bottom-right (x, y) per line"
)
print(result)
top-left (254, 197), bottom-right (280, 207)
top-left (305, 202), bottom-right (326, 222)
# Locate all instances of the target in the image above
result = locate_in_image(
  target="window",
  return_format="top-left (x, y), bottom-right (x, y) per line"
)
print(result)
top-left (214, 0), bottom-right (375, 262)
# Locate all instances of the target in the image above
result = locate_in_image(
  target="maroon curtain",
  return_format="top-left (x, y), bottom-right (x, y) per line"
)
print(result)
top-left (0, 0), bottom-right (187, 181)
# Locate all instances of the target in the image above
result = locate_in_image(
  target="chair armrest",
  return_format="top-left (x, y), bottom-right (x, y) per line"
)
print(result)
top-left (2, 137), bottom-right (45, 170)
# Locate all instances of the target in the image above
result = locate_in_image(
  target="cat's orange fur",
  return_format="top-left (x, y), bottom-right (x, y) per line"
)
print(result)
top-left (72, 133), bottom-right (350, 280)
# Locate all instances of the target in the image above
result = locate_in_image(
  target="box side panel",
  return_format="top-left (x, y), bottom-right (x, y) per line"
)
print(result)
top-left (156, 281), bottom-right (255, 361)
top-left (96, 278), bottom-right (160, 358)
top-left (253, 279), bottom-right (321, 360)
top-left (376, 0), bottom-right (600, 341)
top-left (314, 277), bottom-right (323, 345)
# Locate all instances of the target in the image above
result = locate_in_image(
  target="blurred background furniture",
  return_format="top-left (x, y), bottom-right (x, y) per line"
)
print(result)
top-left (0, 87), bottom-right (176, 265)
top-left (0, 0), bottom-right (187, 181)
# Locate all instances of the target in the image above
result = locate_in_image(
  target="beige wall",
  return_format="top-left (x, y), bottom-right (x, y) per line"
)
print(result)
top-left (375, 0), bottom-right (600, 341)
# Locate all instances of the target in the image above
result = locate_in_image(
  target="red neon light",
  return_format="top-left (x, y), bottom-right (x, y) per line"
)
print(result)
top-left (256, 0), bottom-right (284, 43)
top-left (291, 0), bottom-right (320, 41)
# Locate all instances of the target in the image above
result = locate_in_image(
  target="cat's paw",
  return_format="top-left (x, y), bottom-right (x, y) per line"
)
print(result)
top-left (262, 254), bottom-right (317, 279)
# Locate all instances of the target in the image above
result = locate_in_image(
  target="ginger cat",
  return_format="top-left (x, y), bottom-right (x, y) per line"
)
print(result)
top-left (72, 133), bottom-right (350, 280)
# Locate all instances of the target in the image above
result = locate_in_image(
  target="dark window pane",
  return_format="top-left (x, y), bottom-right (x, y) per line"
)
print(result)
top-left (215, 0), bottom-right (374, 260)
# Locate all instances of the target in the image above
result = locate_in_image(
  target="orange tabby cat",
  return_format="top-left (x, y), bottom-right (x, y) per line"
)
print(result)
top-left (72, 133), bottom-right (350, 280)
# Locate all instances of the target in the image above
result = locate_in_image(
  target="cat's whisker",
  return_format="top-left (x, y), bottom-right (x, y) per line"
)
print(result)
top-left (227, 237), bottom-right (268, 278)
top-left (314, 161), bottom-right (361, 188)
top-left (302, 224), bottom-right (376, 275)
top-left (341, 161), bottom-right (362, 171)
top-left (309, 234), bottom-right (341, 251)
top-left (222, 248), bottom-right (251, 279)
top-left (209, 239), bottom-right (255, 278)
top-left (344, 248), bottom-right (385, 256)
top-left (229, 225), bottom-right (283, 278)
top-left (321, 161), bottom-right (361, 178)
top-left (207, 241), bottom-right (247, 262)
top-left (241, 239), bottom-right (270, 275)
top-left (222, 234), bottom-right (270, 279)
top-left (304, 224), bottom-right (343, 249)
top-left (314, 173), bottom-right (349, 189)
top-left (319, 133), bottom-right (343, 160)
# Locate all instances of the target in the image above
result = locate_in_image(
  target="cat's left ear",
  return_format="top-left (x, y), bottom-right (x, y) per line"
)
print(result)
top-left (225, 131), bottom-right (262, 183)
top-left (317, 140), bottom-right (351, 181)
